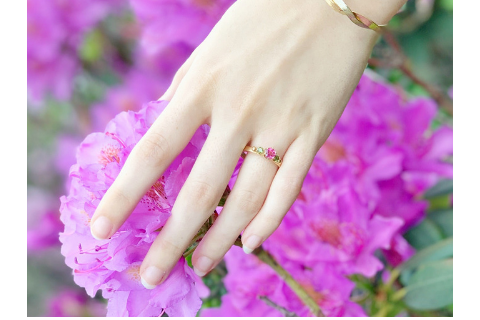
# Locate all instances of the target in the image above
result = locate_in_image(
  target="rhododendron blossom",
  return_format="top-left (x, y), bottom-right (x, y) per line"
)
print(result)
top-left (60, 73), bottom-right (452, 317)
top-left (202, 247), bottom-right (367, 317)
top-left (131, 0), bottom-right (235, 59)
top-left (60, 101), bottom-right (210, 316)
top-left (201, 73), bottom-right (453, 316)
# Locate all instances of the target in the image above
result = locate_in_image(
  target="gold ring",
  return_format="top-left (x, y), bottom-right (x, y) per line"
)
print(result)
top-left (243, 146), bottom-right (282, 168)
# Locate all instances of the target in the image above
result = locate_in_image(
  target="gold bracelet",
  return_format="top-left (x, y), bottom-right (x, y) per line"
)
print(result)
top-left (324, 0), bottom-right (386, 33)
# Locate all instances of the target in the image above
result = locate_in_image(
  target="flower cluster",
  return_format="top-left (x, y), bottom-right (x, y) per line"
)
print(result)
top-left (200, 72), bottom-right (453, 316)
top-left (131, 0), bottom-right (235, 61)
top-left (59, 101), bottom-right (211, 316)
top-left (27, 0), bottom-right (125, 104)
top-left (60, 72), bottom-right (452, 317)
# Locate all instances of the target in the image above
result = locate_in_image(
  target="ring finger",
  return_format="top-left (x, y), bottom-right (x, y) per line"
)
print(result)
top-left (191, 137), bottom-right (290, 276)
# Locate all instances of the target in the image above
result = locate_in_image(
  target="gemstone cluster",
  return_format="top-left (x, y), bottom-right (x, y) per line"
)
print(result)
top-left (252, 146), bottom-right (282, 166)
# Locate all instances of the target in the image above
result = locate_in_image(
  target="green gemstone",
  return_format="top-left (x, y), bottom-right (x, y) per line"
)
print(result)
top-left (273, 155), bottom-right (280, 162)
top-left (257, 147), bottom-right (264, 154)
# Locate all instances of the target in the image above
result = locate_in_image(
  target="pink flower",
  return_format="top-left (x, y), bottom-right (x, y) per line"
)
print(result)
top-left (201, 247), bottom-right (366, 317)
top-left (202, 72), bottom-right (452, 317)
top-left (318, 73), bottom-right (453, 263)
top-left (28, 187), bottom-right (64, 251)
top-left (131, 0), bottom-right (235, 58)
top-left (266, 160), bottom-right (403, 277)
top-left (60, 100), bottom-right (209, 316)
top-left (89, 69), bottom-right (167, 132)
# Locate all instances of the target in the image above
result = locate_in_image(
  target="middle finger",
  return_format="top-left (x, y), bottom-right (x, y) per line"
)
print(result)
top-left (139, 127), bottom-right (247, 288)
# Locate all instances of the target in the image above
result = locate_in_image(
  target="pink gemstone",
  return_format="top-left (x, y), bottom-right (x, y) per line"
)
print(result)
top-left (266, 148), bottom-right (276, 159)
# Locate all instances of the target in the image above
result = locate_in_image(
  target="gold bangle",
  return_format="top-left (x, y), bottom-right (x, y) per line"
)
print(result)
top-left (324, 0), bottom-right (386, 33)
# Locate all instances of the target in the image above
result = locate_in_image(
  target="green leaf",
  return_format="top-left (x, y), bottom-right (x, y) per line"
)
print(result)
top-left (438, 0), bottom-right (454, 11)
top-left (403, 260), bottom-right (453, 310)
top-left (428, 194), bottom-right (451, 211)
top-left (423, 179), bottom-right (453, 199)
top-left (79, 29), bottom-right (104, 63)
top-left (404, 218), bottom-right (444, 250)
top-left (185, 253), bottom-right (193, 268)
top-left (429, 209), bottom-right (453, 238)
top-left (399, 237), bottom-right (453, 285)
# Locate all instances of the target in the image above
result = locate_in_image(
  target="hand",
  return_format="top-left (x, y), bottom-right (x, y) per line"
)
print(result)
top-left (90, 0), bottom-right (382, 288)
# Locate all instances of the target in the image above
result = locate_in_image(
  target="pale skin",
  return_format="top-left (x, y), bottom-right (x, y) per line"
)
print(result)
top-left (90, 0), bottom-right (407, 288)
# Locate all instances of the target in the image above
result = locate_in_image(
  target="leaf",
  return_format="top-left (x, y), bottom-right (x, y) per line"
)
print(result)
top-left (79, 29), bottom-right (104, 63)
top-left (423, 179), bottom-right (453, 199)
top-left (428, 195), bottom-right (451, 211)
top-left (185, 253), bottom-right (193, 268)
top-left (429, 209), bottom-right (453, 238)
top-left (399, 237), bottom-right (453, 285)
top-left (439, 0), bottom-right (454, 11)
top-left (404, 218), bottom-right (444, 250)
top-left (403, 260), bottom-right (453, 310)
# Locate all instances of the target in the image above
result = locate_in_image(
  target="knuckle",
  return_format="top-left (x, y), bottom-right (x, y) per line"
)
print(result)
top-left (160, 237), bottom-right (184, 256)
top-left (259, 213), bottom-right (283, 231)
top-left (274, 175), bottom-right (304, 199)
top-left (202, 70), bottom-right (220, 94)
top-left (176, 61), bottom-right (190, 79)
top-left (107, 186), bottom-right (133, 209)
top-left (185, 180), bottom-right (218, 210)
top-left (179, 69), bottom-right (220, 109)
top-left (152, 237), bottom-right (186, 270)
top-left (134, 131), bottom-right (169, 167)
top-left (230, 188), bottom-right (264, 215)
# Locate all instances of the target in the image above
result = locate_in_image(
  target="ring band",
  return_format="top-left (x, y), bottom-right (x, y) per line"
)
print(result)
top-left (243, 146), bottom-right (282, 168)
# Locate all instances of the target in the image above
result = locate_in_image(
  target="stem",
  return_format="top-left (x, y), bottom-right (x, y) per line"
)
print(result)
top-left (253, 247), bottom-right (325, 317)
top-left (181, 192), bottom-right (324, 317)
top-left (384, 268), bottom-right (401, 289)
top-left (373, 304), bottom-right (393, 317)
top-left (183, 242), bottom-right (199, 258)
top-left (258, 295), bottom-right (298, 317)
top-left (391, 288), bottom-right (407, 302)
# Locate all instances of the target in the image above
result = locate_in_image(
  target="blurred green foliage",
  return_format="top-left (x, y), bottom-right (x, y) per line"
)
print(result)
top-left (349, 178), bottom-right (453, 317)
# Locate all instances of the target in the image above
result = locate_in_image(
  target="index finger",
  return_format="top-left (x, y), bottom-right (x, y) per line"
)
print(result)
top-left (89, 99), bottom-right (206, 240)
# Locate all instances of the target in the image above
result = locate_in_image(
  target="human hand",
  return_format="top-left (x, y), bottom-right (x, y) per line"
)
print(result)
top-left (90, 0), bottom-right (388, 289)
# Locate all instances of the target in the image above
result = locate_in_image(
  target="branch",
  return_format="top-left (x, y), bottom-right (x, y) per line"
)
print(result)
top-left (369, 30), bottom-right (453, 117)
top-left (258, 295), bottom-right (298, 317)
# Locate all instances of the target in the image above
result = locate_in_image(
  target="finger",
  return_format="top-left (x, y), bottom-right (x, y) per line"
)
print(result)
top-left (139, 128), bottom-right (247, 288)
top-left (241, 136), bottom-right (316, 253)
top-left (90, 95), bottom-right (206, 240)
top-left (158, 46), bottom-right (199, 101)
top-left (191, 141), bottom-right (287, 277)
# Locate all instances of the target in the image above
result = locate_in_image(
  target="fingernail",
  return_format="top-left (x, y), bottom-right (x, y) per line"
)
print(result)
top-left (243, 235), bottom-right (262, 254)
top-left (91, 216), bottom-right (113, 240)
top-left (194, 256), bottom-right (214, 277)
top-left (141, 266), bottom-right (165, 289)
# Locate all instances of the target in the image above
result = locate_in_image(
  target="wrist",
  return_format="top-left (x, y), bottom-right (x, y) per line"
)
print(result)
top-left (344, 0), bottom-right (407, 25)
